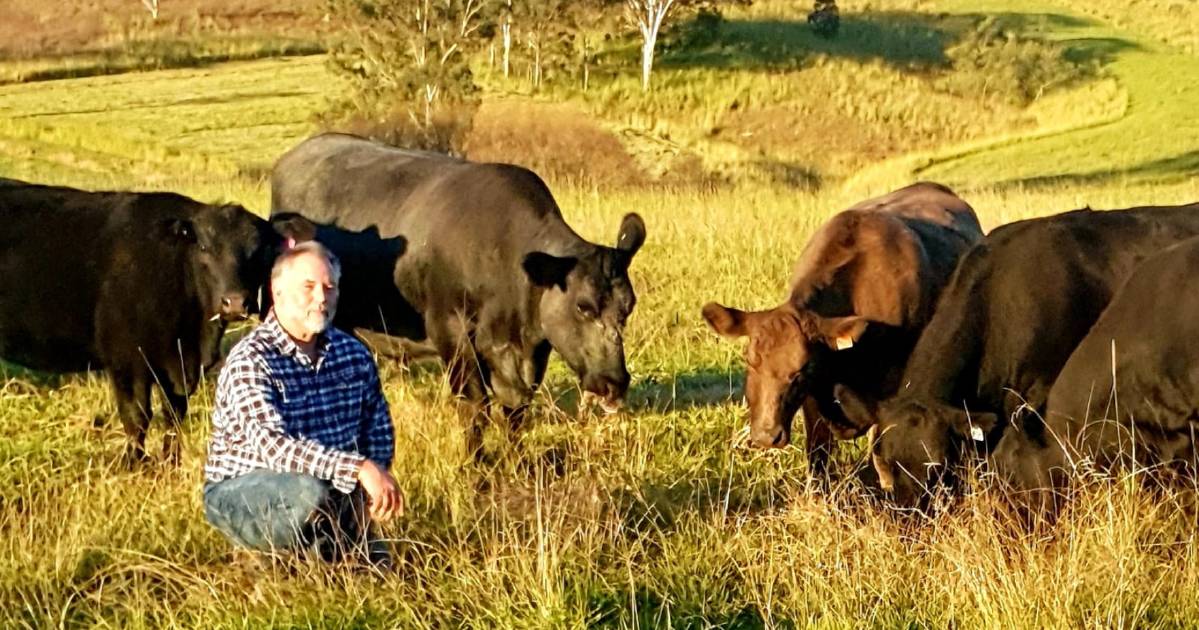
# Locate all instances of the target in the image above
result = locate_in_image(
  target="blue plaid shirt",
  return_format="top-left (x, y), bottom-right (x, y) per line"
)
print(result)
top-left (204, 313), bottom-right (394, 493)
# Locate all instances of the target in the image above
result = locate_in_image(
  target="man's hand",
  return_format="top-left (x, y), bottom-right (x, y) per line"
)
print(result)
top-left (357, 459), bottom-right (404, 522)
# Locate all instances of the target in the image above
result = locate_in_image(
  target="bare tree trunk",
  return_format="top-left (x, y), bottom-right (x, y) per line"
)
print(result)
top-left (627, 0), bottom-right (675, 92)
top-left (583, 44), bottom-right (590, 92)
top-left (502, 17), bottom-right (511, 78)
top-left (533, 39), bottom-right (542, 89)
top-left (641, 36), bottom-right (655, 91)
top-left (142, 0), bottom-right (159, 19)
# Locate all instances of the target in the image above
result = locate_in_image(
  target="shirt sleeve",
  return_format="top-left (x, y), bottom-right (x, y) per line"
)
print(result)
top-left (359, 360), bottom-right (395, 469)
top-left (220, 355), bottom-right (364, 493)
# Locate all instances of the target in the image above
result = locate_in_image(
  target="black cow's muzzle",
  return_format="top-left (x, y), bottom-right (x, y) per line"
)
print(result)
top-left (218, 293), bottom-right (257, 321)
top-left (582, 373), bottom-right (629, 415)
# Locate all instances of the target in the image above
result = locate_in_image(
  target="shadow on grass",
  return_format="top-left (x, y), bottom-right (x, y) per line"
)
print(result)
top-left (1060, 36), bottom-right (1142, 66)
top-left (661, 13), bottom-right (953, 71)
top-left (0, 40), bottom-right (323, 86)
top-left (0, 360), bottom-right (79, 388)
top-left (660, 9), bottom-right (1137, 74)
top-left (586, 587), bottom-right (770, 629)
top-left (543, 366), bottom-right (743, 417)
top-left (996, 149), bottom-right (1199, 190)
top-left (13, 90), bottom-right (315, 120)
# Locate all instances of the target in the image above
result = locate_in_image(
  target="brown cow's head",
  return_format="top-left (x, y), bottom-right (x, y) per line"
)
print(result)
top-left (702, 302), bottom-right (869, 448)
top-left (525, 213), bottom-right (646, 413)
top-left (836, 384), bottom-right (997, 507)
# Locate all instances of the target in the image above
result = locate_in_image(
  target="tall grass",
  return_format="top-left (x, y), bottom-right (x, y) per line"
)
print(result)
top-left (4, 0), bottom-right (1199, 626)
top-left (4, 178), bottom-right (1199, 627)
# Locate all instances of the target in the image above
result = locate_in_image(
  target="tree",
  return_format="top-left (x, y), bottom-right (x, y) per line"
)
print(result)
top-left (496, 0), bottom-right (611, 91)
top-left (141, 0), bottom-right (160, 19)
top-left (624, 0), bottom-right (747, 91)
top-left (808, 0), bottom-right (839, 38)
top-left (625, 0), bottom-right (675, 92)
top-left (326, 0), bottom-right (496, 150)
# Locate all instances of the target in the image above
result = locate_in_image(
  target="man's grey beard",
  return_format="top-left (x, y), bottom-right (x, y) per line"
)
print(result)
top-left (302, 309), bottom-right (334, 337)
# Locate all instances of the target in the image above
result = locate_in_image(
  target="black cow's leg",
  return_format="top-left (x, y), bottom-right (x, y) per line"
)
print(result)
top-left (498, 340), bottom-right (549, 434)
top-left (503, 405), bottom-right (529, 435)
top-left (802, 398), bottom-right (835, 481)
top-left (434, 327), bottom-right (491, 460)
top-left (450, 359), bottom-right (490, 460)
top-left (112, 370), bottom-right (153, 468)
top-left (161, 388), bottom-right (188, 465)
top-left (504, 341), bottom-right (551, 435)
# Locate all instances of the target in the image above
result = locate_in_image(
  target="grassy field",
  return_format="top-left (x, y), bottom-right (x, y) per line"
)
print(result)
top-left (4, 0), bottom-right (1199, 627)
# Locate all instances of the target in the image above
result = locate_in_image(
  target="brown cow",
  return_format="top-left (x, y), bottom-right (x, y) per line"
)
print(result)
top-left (702, 182), bottom-right (983, 476)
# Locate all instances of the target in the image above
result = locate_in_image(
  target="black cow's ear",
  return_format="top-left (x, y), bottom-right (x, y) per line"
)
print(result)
top-left (164, 218), bottom-right (197, 243)
top-left (948, 408), bottom-right (998, 443)
top-left (615, 213), bottom-right (646, 256)
top-left (701, 302), bottom-right (749, 338)
top-left (834, 383), bottom-right (877, 431)
top-left (270, 213), bottom-right (317, 246)
top-left (523, 252), bottom-right (577, 290)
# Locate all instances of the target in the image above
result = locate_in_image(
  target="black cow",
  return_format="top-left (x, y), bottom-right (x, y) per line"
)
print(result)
top-left (0, 180), bottom-right (310, 464)
top-left (701, 183), bottom-right (982, 477)
top-left (270, 133), bottom-right (646, 452)
top-left (994, 235), bottom-right (1199, 509)
top-left (835, 203), bottom-right (1199, 507)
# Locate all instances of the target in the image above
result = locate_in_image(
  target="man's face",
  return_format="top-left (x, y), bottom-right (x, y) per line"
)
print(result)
top-left (273, 252), bottom-right (339, 339)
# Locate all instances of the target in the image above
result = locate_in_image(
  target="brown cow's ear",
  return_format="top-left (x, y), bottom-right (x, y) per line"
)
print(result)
top-left (834, 383), bottom-right (877, 431)
top-left (948, 408), bottom-right (998, 443)
top-left (523, 252), bottom-right (577, 290)
top-left (270, 213), bottom-right (317, 245)
top-left (701, 302), bottom-right (749, 338)
top-left (819, 315), bottom-right (869, 350)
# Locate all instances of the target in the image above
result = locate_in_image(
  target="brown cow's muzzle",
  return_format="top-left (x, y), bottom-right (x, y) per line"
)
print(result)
top-left (749, 424), bottom-right (790, 449)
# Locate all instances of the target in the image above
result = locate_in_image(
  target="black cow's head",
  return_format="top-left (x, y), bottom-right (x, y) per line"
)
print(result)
top-left (163, 204), bottom-right (315, 325)
top-left (836, 384), bottom-right (997, 508)
top-left (523, 213), bottom-right (646, 413)
top-left (701, 303), bottom-right (870, 449)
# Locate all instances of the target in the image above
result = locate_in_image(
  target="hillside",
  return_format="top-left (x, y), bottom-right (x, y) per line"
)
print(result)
top-left (0, 0), bottom-right (1170, 194)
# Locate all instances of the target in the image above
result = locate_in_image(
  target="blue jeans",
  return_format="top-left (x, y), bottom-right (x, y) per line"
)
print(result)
top-left (203, 471), bottom-right (371, 562)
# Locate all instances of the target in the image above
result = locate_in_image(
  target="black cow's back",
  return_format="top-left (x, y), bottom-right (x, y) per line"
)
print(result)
top-left (1048, 235), bottom-right (1199, 432)
top-left (271, 132), bottom-right (589, 317)
top-left (900, 203), bottom-right (1199, 419)
top-left (0, 185), bottom-right (138, 370)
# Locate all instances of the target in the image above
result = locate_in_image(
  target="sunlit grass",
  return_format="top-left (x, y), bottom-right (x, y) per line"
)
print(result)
top-left (3, 0), bottom-right (1199, 626)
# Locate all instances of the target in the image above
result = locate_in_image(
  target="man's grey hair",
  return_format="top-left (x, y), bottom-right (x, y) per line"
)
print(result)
top-left (271, 240), bottom-right (342, 285)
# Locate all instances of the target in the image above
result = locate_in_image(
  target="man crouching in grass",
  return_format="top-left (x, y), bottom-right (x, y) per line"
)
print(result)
top-left (203, 241), bottom-right (402, 569)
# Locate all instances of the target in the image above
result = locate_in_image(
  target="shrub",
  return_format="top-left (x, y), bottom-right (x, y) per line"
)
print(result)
top-left (937, 17), bottom-right (1095, 106)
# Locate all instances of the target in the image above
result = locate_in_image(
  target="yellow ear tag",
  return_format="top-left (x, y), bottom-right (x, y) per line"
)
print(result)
top-left (835, 336), bottom-right (854, 350)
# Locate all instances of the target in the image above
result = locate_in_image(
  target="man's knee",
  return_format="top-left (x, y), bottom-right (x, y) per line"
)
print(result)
top-left (204, 471), bottom-right (334, 552)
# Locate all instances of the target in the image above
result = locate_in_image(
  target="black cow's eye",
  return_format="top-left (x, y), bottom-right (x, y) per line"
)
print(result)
top-left (576, 301), bottom-right (598, 319)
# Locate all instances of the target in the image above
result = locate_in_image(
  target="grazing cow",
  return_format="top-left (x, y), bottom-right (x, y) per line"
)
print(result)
top-left (701, 182), bottom-right (982, 476)
top-left (836, 203), bottom-right (1199, 507)
top-left (0, 180), bottom-right (311, 464)
top-left (994, 236), bottom-right (1199, 509)
top-left (270, 133), bottom-right (646, 452)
